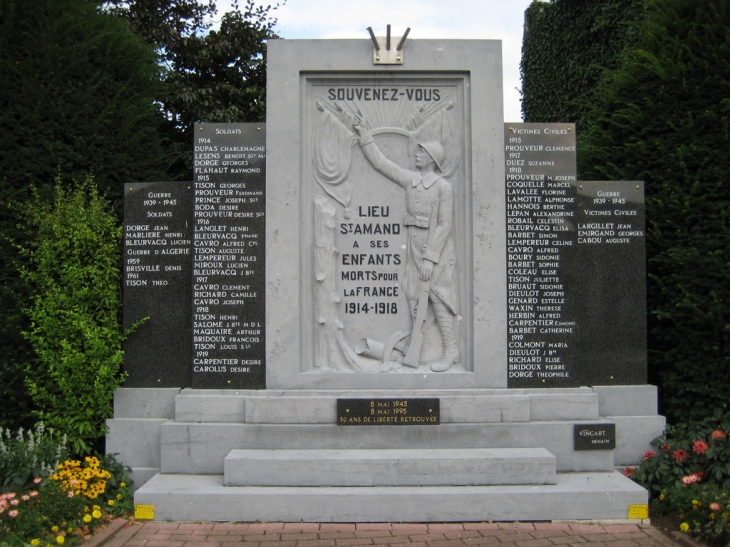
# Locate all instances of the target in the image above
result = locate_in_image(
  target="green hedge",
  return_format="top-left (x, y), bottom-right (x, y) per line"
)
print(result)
top-left (522, 0), bottom-right (730, 422)
top-left (578, 0), bottom-right (730, 421)
top-left (521, 0), bottom-right (646, 131)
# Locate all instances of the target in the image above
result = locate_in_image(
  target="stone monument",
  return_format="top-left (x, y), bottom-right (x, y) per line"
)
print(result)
top-left (107, 33), bottom-right (665, 523)
top-left (265, 37), bottom-right (504, 390)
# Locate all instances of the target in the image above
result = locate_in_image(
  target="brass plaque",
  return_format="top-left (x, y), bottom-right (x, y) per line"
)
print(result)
top-left (337, 398), bottom-right (439, 425)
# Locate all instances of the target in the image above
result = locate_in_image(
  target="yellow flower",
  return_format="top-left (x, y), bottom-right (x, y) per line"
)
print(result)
top-left (710, 513), bottom-right (716, 520)
top-left (680, 523), bottom-right (690, 532)
top-left (659, 494), bottom-right (665, 500)
top-left (107, 499), bottom-right (115, 506)
top-left (116, 493), bottom-right (123, 500)
top-left (692, 500), bottom-right (699, 505)
top-left (119, 482), bottom-right (126, 488)
top-left (55, 537), bottom-right (65, 545)
top-left (31, 540), bottom-right (41, 546)
top-left (51, 526), bottom-right (59, 532)
top-left (92, 510), bottom-right (102, 519)
top-left (83, 514), bottom-right (92, 523)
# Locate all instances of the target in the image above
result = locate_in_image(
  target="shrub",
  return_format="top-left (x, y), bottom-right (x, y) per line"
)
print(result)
top-left (14, 176), bottom-right (139, 455)
top-left (627, 407), bottom-right (730, 545)
top-left (627, 407), bottom-right (730, 496)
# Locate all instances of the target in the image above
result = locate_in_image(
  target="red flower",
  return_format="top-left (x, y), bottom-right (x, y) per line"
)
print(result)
top-left (643, 451), bottom-right (657, 460)
top-left (672, 449), bottom-right (689, 462)
top-left (623, 467), bottom-right (636, 477)
top-left (693, 440), bottom-right (709, 455)
top-left (661, 444), bottom-right (671, 452)
top-left (711, 430), bottom-right (727, 440)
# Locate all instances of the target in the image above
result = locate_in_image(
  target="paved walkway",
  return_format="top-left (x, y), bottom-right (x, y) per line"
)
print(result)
top-left (99, 521), bottom-right (682, 547)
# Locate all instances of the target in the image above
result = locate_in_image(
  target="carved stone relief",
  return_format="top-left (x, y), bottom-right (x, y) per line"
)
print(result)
top-left (309, 80), bottom-right (466, 374)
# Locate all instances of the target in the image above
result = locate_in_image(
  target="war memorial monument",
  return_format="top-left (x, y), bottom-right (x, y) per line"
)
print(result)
top-left (108, 32), bottom-right (665, 522)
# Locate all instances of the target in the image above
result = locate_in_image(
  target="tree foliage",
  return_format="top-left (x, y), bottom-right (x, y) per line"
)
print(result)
top-left (104, 0), bottom-right (280, 176)
top-left (16, 177), bottom-right (135, 455)
top-left (578, 0), bottom-right (730, 421)
top-left (521, 0), bottom-right (646, 132)
top-left (0, 0), bottom-right (279, 431)
top-left (0, 0), bottom-right (168, 201)
top-left (0, 0), bottom-right (168, 430)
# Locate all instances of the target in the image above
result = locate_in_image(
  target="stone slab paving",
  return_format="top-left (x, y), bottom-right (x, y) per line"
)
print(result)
top-left (97, 521), bottom-right (683, 547)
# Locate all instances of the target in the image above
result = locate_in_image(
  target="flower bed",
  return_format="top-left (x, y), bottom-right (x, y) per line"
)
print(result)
top-left (0, 425), bottom-right (132, 547)
top-left (625, 407), bottom-right (730, 546)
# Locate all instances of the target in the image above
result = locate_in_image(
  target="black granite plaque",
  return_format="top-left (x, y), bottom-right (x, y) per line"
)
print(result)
top-left (504, 124), bottom-right (646, 387)
top-left (337, 398), bottom-right (440, 425)
top-left (562, 181), bottom-right (647, 385)
top-left (192, 123), bottom-right (266, 389)
top-left (574, 423), bottom-right (616, 450)
top-left (504, 124), bottom-right (578, 387)
top-left (123, 181), bottom-right (193, 387)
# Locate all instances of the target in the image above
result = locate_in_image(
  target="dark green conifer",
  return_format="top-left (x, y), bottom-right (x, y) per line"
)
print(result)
top-left (579, 0), bottom-right (730, 421)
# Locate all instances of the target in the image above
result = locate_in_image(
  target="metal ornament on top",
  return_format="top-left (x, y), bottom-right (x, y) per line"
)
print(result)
top-left (367, 25), bottom-right (411, 65)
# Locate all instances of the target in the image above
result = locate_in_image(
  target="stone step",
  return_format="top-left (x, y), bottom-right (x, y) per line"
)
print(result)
top-left (223, 447), bottom-right (557, 487)
top-left (160, 420), bottom-right (616, 475)
top-left (173, 387), bottom-right (599, 423)
top-left (134, 471), bottom-right (648, 522)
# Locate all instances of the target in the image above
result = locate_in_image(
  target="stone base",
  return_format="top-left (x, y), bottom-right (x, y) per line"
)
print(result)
top-left (117, 386), bottom-right (662, 520)
top-left (135, 471), bottom-right (647, 522)
top-left (223, 447), bottom-right (557, 486)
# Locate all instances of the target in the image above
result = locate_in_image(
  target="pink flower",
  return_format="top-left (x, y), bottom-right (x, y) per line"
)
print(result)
top-left (8, 510), bottom-right (18, 518)
top-left (69, 479), bottom-right (78, 487)
top-left (29, 491), bottom-right (38, 497)
top-left (67, 491), bottom-right (74, 498)
top-left (672, 449), bottom-right (689, 462)
top-left (709, 502), bottom-right (722, 512)
top-left (681, 472), bottom-right (703, 486)
top-left (623, 467), bottom-right (636, 477)
top-left (711, 430), bottom-right (727, 439)
top-left (21, 495), bottom-right (30, 501)
top-left (33, 477), bottom-right (42, 484)
top-left (693, 440), bottom-right (709, 455)
top-left (643, 451), bottom-right (656, 460)
top-left (10, 499), bottom-right (19, 506)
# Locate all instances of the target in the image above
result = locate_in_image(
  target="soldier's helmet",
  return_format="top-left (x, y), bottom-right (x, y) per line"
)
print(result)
top-left (417, 141), bottom-right (445, 172)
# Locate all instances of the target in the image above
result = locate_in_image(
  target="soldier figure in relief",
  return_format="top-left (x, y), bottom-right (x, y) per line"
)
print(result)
top-left (353, 116), bottom-right (459, 372)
